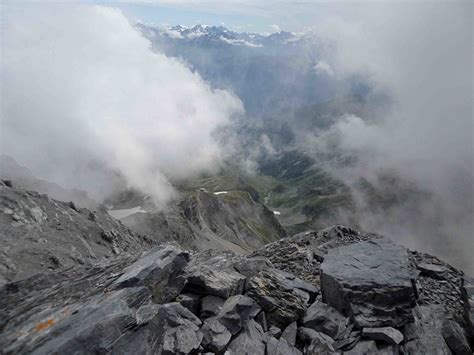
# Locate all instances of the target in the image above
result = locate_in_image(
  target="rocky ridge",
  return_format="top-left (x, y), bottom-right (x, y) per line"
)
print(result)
top-left (0, 184), bottom-right (472, 354)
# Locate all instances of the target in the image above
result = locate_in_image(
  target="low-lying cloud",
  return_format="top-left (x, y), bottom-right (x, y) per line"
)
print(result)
top-left (302, 1), bottom-right (473, 272)
top-left (1, 4), bottom-right (243, 206)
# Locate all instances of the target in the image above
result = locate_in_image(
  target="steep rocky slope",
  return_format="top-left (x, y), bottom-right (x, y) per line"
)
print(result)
top-left (121, 189), bottom-right (286, 253)
top-left (0, 181), bottom-right (156, 284)
top-left (1, 197), bottom-right (472, 355)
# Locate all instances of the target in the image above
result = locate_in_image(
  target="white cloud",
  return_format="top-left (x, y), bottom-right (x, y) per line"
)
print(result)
top-left (269, 24), bottom-right (281, 33)
top-left (1, 4), bottom-right (243, 207)
top-left (313, 60), bottom-right (334, 76)
top-left (302, 1), bottom-right (473, 272)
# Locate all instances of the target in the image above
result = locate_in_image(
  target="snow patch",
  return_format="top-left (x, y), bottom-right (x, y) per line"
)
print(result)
top-left (108, 206), bottom-right (146, 219)
top-left (273, 211), bottom-right (281, 215)
top-left (213, 191), bottom-right (228, 195)
top-left (219, 36), bottom-right (263, 48)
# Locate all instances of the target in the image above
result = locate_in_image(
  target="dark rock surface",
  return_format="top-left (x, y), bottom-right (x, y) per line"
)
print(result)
top-left (302, 301), bottom-right (347, 338)
top-left (362, 326), bottom-right (404, 345)
top-left (245, 268), bottom-right (316, 328)
top-left (320, 237), bottom-right (417, 328)
top-left (442, 320), bottom-right (472, 355)
top-left (0, 186), bottom-right (472, 355)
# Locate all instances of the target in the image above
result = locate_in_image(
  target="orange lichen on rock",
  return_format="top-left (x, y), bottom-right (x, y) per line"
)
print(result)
top-left (35, 319), bottom-right (55, 332)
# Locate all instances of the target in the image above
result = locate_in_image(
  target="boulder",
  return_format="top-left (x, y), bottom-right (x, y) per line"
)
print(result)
top-left (320, 237), bottom-right (417, 328)
top-left (362, 327), bottom-right (404, 345)
top-left (160, 303), bottom-right (204, 354)
top-left (402, 305), bottom-right (452, 354)
top-left (442, 320), bottom-right (472, 355)
top-left (280, 321), bottom-right (297, 346)
top-left (255, 311), bottom-right (268, 331)
top-left (461, 276), bottom-right (474, 338)
top-left (2, 287), bottom-right (150, 354)
top-left (175, 293), bottom-right (200, 315)
top-left (245, 268), bottom-right (315, 328)
top-left (302, 301), bottom-right (346, 338)
top-left (215, 295), bottom-right (261, 335)
top-left (113, 245), bottom-right (189, 303)
top-left (267, 325), bottom-right (282, 338)
top-left (226, 319), bottom-right (266, 355)
top-left (417, 262), bottom-right (449, 280)
top-left (200, 295), bottom-right (225, 319)
top-left (183, 265), bottom-right (246, 298)
top-left (343, 340), bottom-right (377, 354)
top-left (200, 317), bottom-right (232, 353)
top-left (298, 327), bottom-right (336, 353)
top-left (233, 256), bottom-right (274, 277)
top-left (266, 336), bottom-right (302, 355)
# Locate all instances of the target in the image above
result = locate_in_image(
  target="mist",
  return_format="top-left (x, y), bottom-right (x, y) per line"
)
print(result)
top-left (1, 4), bottom-right (243, 206)
top-left (300, 2), bottom-right (473, 272)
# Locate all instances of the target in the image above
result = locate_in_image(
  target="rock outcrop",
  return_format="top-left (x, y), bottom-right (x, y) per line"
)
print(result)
top-left (0, 185), bottom-right (472, 354)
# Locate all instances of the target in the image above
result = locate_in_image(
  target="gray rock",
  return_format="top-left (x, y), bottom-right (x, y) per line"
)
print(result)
top-left (184, 264), bottom-right (246, 298)
top-left (255, 311), bottom-right (268, 331)
top-left (442, 320), bottom-right (472, 355)
top-left (175, 293), bottom-right (200, 315)
top-left (105, 301), bottom-right (204, 355)
top-left (461, 276), bottom-right (474, 338)
top-left (343, 340), bottom-right (377, 354)
top-left (320, 237), bottom-right (417, 328)
top-left (201, 317), bottom-right (232, 353)
top-left (201, 295), bottom-right (226, 319)
top-left (114, 245), bottom-right (189, 303)
top-left (298, 327), bottom-right (336, 352)
top-left (226, 319), bottom-right (266, 355)
top-left (267, 325), bottom-right (282, 338)
top-left (215, 294), bottom-right (261, 335)
top-left (233, 256), bottom-right (274, 277)
top-left (245, 268), bottom-right (314, 328)
top-left (302, 301), bottom-right (346, 338)
top-left (280, 321), bottom-right (297, 346)
top-left (266, 336), bottom-right (302, 355)
top-left (333, 336), bottom-right (360, 351)
top-left (402, 305), bottom-right (452, 354)
top-left (2, 287), bottom-right (150, 354)
top-left (417, 262), bottom-right (449, 280)
top-left (362, 327), bottom-right (404, 345)
top-left (149, 302), bottom-right (203, 355)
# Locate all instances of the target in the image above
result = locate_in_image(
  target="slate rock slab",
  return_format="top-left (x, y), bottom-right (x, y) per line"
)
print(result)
top-left (402, 305), bottom-right (452, 354)
top-left (226, 319), bottom-right (266, 355)
top-left (245, 268), bottom-right (316, 328)
top-left (302, 301), bottom-right (347, 338)
top-left (200, 317), bottom-right (232, 353)
top-left (183, 264), bottom-right (246, 298)
top-left (113, 245), bottom-right (189, 303)
top-left (362, 326), bottom-right (404, 345)
top-left (442, 320), bottom-right (472, 355)
top-left (215, 294), bottom-right (261, 335)
top-left (320, 237), bottom-right (417, 328)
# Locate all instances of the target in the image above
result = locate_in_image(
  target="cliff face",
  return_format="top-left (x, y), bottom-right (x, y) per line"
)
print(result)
top-left (0, 182), bottom-right (472, 354)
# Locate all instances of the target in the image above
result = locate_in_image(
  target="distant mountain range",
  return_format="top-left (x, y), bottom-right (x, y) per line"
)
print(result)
top-left (137, 23), bottom-right (366, 118)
